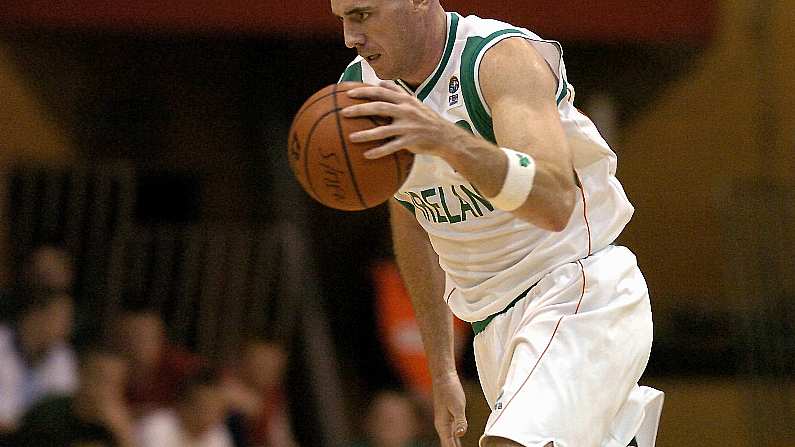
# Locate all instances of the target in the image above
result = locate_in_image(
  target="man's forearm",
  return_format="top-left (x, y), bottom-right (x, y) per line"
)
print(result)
top-left (402, 259), bottom-right (456, 379)
top-left (390, 203), bottom-right (457, 379)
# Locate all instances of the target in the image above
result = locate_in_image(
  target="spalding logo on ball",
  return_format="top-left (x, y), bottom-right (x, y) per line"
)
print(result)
top-left (288, 82), bottom-right (414, 211)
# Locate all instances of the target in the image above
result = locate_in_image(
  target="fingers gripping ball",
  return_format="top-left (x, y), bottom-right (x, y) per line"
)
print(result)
top-left (288, 82), bottom-right (414, 211)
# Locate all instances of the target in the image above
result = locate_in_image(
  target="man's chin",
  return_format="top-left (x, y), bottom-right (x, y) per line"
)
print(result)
top-left (368, 60), bottom-right (397, 80)
top-left (372, 67), bottom-right (398, 82)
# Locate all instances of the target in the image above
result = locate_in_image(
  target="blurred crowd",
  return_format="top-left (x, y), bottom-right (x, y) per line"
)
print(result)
top-left (0, 245), bottom-right (298, 447)
top-left (0, 245), bottom-right (441, 447)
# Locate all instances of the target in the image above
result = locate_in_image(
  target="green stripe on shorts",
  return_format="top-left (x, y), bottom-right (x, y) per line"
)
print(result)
top-left (472, 284), bottom-right (534, 335)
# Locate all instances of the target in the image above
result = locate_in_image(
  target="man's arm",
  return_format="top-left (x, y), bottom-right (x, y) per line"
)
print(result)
top-left (344, 37), bottom-right (576, 231)
top-left (389, 200), bottom-right (467, 447)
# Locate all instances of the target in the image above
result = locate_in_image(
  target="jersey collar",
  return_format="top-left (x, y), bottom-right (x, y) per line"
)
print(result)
top-left (396, 12), bottom-right (460, 102)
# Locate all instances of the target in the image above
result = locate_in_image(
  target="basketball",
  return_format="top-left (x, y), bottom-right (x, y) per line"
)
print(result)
top-left (287, 82), bottom-right (414, 211)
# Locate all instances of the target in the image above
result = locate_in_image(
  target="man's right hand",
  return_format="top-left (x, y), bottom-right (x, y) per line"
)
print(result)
top-left (432, 372), bottom-right (468, 447)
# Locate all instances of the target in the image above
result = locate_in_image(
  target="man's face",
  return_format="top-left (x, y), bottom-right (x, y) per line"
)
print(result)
top-left (331, 0), bottom-right (422, 80)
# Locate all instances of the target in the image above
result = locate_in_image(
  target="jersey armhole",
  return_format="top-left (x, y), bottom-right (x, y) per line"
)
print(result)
top-left (474, 35), bottom-right (568, 112)
top-left (461, 32), bottom-right (569, 142)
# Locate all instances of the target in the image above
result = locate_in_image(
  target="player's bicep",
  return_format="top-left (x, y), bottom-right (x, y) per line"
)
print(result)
top-left (478, 38), bottom-right (569, 163)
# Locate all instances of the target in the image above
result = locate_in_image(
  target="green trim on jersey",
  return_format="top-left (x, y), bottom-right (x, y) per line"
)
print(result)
top-left (339, 61), bottom-right (363, 83)
top-left (461, 29), bottom-right (526, 143)
top-left (461, 29), bottom-right (568, 144)
top-left (394, 197), bottom-right (415, 213)
top-left (556, 68), bottom-right (569, 104)
top-left (416, 13), bottom-right (460, 102)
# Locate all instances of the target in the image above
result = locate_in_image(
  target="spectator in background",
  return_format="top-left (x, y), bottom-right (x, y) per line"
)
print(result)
top-left (15, 343), bottom-right (135, 446)
top-left (0, 244), bottom-right (75, 324)
top-left (348, 390), bottom-right (431, 447)
top-left (17, 245), bottom-right (75, 296)
top-left (224, 338), bottom-right (296, 447)
top-left (136, 366), bottom-right (233, 447)
top-left (112, 307), bottom-right (204, 417)
top-left (0, 287), bottom-right (77, 434)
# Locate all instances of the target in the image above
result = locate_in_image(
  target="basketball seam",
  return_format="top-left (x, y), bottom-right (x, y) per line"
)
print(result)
top-left (332, 84), bottom-right (367, 209)
top-left (294, 91), bottom-right (337, 126)
top-left (294, 83), bottom-right (359, 128)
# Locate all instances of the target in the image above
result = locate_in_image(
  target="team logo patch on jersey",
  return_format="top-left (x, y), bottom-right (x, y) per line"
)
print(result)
top-left (447, 75), bottom-right (462, 108)
top-left (449, 76), bottom-right (460, 94)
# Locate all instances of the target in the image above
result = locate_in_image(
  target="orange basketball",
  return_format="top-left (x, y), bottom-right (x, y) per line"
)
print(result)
top-left (287, 82), bottom-right (414, 211)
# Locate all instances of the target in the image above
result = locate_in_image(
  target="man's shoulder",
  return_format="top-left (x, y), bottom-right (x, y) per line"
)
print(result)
top-left (38, 341), bottom-right (77, 372)
top-left (455, 13), bottom-right (524, 37)
top-left (455, 12), bottom-right (546, 42)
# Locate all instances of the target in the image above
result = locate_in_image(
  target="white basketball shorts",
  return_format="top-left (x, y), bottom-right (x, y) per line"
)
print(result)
top-left (473, 245), bottom-right (663, 447)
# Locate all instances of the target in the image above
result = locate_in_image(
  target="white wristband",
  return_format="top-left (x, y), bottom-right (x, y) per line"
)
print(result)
top-left (487, 147), bottom-right (536, 211)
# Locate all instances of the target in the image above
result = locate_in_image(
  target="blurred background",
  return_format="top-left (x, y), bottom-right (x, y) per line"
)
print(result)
top-left (0, 0), bottom-right (793, 446)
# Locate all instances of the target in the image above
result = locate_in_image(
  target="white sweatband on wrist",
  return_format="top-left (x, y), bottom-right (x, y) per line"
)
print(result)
top-left (487, 147), bottom-right (536, 211)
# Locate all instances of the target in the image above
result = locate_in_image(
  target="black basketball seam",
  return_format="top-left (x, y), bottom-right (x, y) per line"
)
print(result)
top-left (294, 92), bottom-right (334, 125)
top-left (303, 110), bottom-right (340, 202)
top-left (294, 90), bottom-right (341, 127)
top-left (332, 83), bottom-right (367, 209)
top-left (293, 83), bottom-right (361, 137)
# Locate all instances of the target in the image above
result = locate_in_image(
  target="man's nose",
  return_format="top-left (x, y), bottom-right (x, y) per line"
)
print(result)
top-left (343, 24), bottom-right (365, 49)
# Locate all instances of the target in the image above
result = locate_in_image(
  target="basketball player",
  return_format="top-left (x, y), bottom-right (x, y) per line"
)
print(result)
top-left (332, 1), bottom-right (664, 446)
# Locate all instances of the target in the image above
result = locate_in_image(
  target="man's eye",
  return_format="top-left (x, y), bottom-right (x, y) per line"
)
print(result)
top-left (358, 12), bottom-right (370, 21)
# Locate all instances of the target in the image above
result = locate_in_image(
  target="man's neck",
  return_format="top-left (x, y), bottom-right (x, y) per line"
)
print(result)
top-left (399, 8), bottom-right (448, 90)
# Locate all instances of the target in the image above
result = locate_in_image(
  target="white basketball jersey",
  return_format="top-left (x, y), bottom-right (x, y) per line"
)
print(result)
top-left (340, 13), bottom-right (634, 322)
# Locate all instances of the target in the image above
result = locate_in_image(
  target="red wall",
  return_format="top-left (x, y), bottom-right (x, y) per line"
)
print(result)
top-left (0, 0), bottom-right (716, 43)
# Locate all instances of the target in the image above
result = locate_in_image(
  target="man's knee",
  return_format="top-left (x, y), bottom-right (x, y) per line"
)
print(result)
top-left (481, 436), bottom-right (554, 447)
